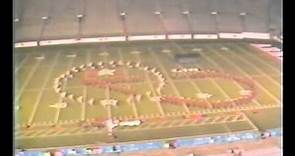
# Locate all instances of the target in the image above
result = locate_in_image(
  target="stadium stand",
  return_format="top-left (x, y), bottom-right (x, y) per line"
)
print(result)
top-left (118, 0), bottom-right (164, 35)
top-left (14, 0), bottom-right (51, 42)
top-left (236, 0), bottom-right (269, 33)
top-left (212, 0), bottom-right (243, 33)
top-left (156, 0), bottom-right (190, 34)
top-left (14, 0), bottom-right (281, 42)
top-left (41, 0), bottom-right (80, 40)
top-left (81, 0), bottom-right (124, 37)
top-left (183, 0), bottom-right (216, 33)
top-left (269, 0), bottom-right (282, 36)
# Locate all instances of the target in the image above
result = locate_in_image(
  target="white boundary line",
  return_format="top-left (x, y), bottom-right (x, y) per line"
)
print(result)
top-left (15, 60), bottom-right (41, 103)
top-left (225, 44), bottom-right (280, 88)
top-left (14, 32), bottom-right (274, 48)
top-left (81, 51), bottom-right (91, 121)
top-left (201, 45), bottom-right (263, 106)
top-left (135, 52), bottom-right (165, 116)
top-left (118, 48), bottom-right (140, 118)
top-left (207, 45), bottom-right (280, 104)
top-left (148, 47), bottom-right (190, 113)
top-left (233, 43), bottom-right (280, 73)
top-left (54, 54), bottom-right (76, 124)
top-left (100, 49), bottom-right (112, 119)
top-left (16, 116), bottom-right (250, 139)
top-left (165, 43), bottom-right (213, 109)
top-left (14, 53), bottom-right (31, 74)
top-left (28, 53), bottom-right (61, 124)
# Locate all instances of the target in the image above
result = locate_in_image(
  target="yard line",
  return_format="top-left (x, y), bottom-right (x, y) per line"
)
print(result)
top-left (205, 45), bottom-right (280, 104)
top-left (240, 112), bottom-right (259, 131)
top-left (100, 50), bottom-right (112, 119)
top-left (251, 74), bottom-right (280, 79)
top-left (118, 49), bottom-right (139, 118)
top-left (235, 43), bottom-right (281, 73)
top-left (148, 47), bottom-right (190, 113)
top-left (207, 78), bottom-right (237, 106)
top-left (197, 46), bottom-right (263, 107)
top-left (134, 52), bottom-right (165, 116)
top-left (14, 53), bottom-right (31, 74)
top-left (22, 81), bottom-right (156, 92)
top-left (105, 87), bottom-right (112, 119)
top-left (222, 44), bottom-right (280, 87)
top-left (54, 54), bottom-right (76, 124)
top-left (167, 42), bottom-right (218, 109)
top-left (15, 60), bottom-right (42, 104)
top-left (24, 104), bottom-right (278, 128)
top-left (168, 43), bottom-right (236, 107)
top-left (28, 53), bottom-right (61, 125)
top-left (81, 51), bottom-right (91, 121)
top-left (17, 117), bottom-right (252, 139)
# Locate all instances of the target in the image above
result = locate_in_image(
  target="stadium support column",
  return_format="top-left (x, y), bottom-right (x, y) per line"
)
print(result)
top-left (77, 0), bottom-right (86, 40)
top-left (155, 13), bottom-right (168, 40)
top-left (211, 11), bottom-right (219, 35)
top-left (77, 15), bottom-right (84, 40)
top-left (267, 0), bottom-right (272, 33)
top-left (120, 12), bottom-right (129, 41)
top-left (154, 0), bottom-right (168, 39)
top-left (182, 11), bottom-right (193, 38)
top-left (38, 16), bottom-right (49, 46)
top-left (38, 0), bottom-right (54, 45)
top-left (13, 0), bottom-right (22, 33)
top-left (239, 12), bottom-right (247, 32)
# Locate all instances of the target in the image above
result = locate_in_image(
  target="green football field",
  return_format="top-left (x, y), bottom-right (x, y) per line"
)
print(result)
top-left (14, 40), bottom-right (281, 149)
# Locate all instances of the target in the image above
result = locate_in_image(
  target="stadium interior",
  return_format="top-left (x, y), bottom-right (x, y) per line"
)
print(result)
top-left (14, 0), bottom-right (282, 155)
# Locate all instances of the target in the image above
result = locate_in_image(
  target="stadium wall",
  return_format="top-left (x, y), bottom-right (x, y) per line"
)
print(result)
top-left (14, 32), bottom-right (273, 48)
top-left (16, 128), bottom-right (281, 155)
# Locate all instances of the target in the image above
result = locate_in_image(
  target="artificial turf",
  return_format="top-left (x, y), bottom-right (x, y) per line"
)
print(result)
top-left (14, 40), bottom-right (281, 149)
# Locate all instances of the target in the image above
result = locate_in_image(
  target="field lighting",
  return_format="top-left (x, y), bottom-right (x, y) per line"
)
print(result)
top-left (14, 18), bottom-right (20, 22)
top-left (120, 11), bottom-right (127, 16)
top-left (211, 11), bottom-right (218, 15)
top-left (76, 14), bottom-right (84, 19)
top-left (41, 16), bottom-right (49, 20)
top-left (154, 11), bottom-right (161, 15)
top-left (182, 10), bottom-right (190, 15)
top-left (240, 12), bottom-right (247, 16)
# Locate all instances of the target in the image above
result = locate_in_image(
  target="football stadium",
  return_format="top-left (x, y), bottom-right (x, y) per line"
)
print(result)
top-left (14, 0), bottom-right (282, 155)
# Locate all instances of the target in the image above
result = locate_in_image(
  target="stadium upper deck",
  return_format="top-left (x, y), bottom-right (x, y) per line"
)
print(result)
top-left (13, 0), bottom-right (281, 42)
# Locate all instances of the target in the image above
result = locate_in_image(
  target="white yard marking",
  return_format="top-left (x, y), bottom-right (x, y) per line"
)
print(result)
top-left (197, 47), bottom-right (263, 106)
top-left (100, 50), bottom-right (112, 119)
top-left (135, 51), bottom-right (165, 116)
top-left (226, 44), bottom-right (280, 87)
top-left (81, 52), bottom-right (91, 121)
top-left (240, 112), bottom-right (259, 131)
top-left (22, 81), bottom-right (155, 92)
top-left (118, 49), bottom-right (139, 118)
top-left (166, 43), bottom-right (214, 109)
top-left (14, 53), bottom-right (31, 74)
top-left (148, 47), bottom-right (190, 113)
top-left (28, 53), bottom-right (61, 124)
top-left (206, 45), bottom-right (280, 104)
top-left (66, 54), bottom-right (77, 58)
top-left (15, 60), bottom-right (42, 103)
top-left (54, 54), bottom-right (76, 124)
top-left (169, 43), bottom-right (260, 134)
top-left (235, 44), bottom-right (281, 73)
top-left (105, 87), bottom-right (112, 119)
top-left (16, 104), bottom-right (279, 130)
top-left (16, 115), bottom-right (250, 139)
